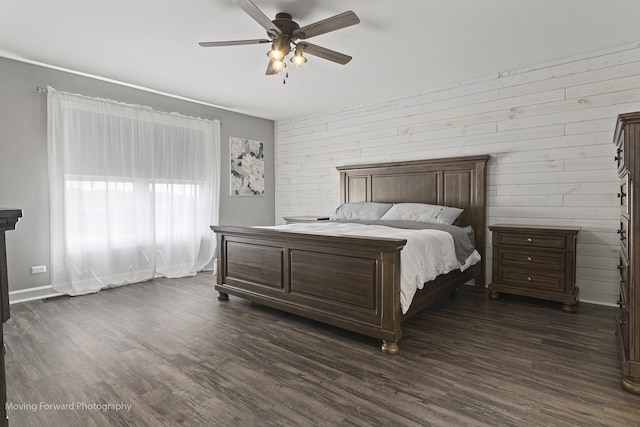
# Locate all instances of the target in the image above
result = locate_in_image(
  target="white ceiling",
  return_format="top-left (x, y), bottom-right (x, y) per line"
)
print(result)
top-left (1, 0), bottom-right (639, 121)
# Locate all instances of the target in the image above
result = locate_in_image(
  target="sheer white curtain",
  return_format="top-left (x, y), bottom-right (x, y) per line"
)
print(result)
top-left (47, 87), bottom-right (220, 295)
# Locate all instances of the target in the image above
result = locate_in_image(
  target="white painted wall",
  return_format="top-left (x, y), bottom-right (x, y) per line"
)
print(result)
top-left (275, 41), bottom-right (640, 306)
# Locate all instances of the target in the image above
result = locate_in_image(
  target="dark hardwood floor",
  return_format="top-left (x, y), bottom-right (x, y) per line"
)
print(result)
top-left (4, 274), bottom-right (639, 426)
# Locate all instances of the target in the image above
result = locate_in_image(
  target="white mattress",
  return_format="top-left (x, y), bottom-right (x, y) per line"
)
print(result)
top-left (258, 222), bottom-right (481, 314)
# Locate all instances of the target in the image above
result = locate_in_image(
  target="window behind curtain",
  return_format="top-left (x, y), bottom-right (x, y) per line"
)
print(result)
top-left (47, 87), bottom-right (220, 295)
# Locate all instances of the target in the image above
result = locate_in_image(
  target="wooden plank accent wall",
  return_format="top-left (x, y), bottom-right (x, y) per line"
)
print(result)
top-left (275, 41), bottom-right (640, 306)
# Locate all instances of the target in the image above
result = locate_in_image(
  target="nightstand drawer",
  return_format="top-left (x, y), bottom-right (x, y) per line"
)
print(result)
top-left (497, 248), bottom-right (565, 271)
top-left (496, 269), bottom-right (564, 292)
top-left (496, 232), bottom-right (568, 249)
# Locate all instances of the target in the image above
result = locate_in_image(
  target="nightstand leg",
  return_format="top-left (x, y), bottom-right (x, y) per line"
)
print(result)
top-left (562, 287), bottom-right (579, 313)
top-left (488, 290), bottom-right (500, 300)
top-left (217, 292), bottom-right (229, 301)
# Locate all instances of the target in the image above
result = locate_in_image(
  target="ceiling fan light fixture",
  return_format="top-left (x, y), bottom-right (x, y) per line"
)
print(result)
top-left (291, 46), bottom-right (307, 67)
top-left (272, 59), bottom-right (286, 72)
top-left (268, 37), bottom-right (290, 61)
top-left (267, 48), bottom-right (284, 61)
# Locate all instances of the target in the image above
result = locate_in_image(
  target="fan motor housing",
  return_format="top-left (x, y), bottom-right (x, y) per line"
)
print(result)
top-left (271, 12), bottom-right (300, 38)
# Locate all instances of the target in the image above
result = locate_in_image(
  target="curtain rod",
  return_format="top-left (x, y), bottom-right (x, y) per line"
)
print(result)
top-left (34, 86), bottom-right (223, 125)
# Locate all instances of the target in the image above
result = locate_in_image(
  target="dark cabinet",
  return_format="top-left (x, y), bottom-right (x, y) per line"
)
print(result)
top-left (613, 112), bottom-right (640, 395)
top-left (0, 208), bottom-right (22, 426)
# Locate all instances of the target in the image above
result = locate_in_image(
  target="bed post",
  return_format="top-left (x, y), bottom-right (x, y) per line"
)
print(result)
top-left (379, 247), bottom-right (403, 354)
top-left (215, 232), bottom-right (230, 301)
top-left (472, 156), bottom-right (489, 290)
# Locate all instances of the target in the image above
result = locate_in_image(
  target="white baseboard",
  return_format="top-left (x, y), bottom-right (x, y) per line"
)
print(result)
top-left (9, 285), bottom-right (64, 304)
top-left (9, 280), bottom-right (617, 308)
top-left (580, 299), bottom-right (618, 308)
top-left (7, 267), bottom-right (205, 304)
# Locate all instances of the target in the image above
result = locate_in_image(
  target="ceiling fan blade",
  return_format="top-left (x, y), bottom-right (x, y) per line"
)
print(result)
top-left (265, 61), bottom-right (279, 75)
top-left (199, 39), bottom-right (270, 47)
top-left (292, 11), bottom-right (359, 39)
top-left (233, 0), bottom-right (281, 37)
top-left (298, 42), bottom-right (352, 65)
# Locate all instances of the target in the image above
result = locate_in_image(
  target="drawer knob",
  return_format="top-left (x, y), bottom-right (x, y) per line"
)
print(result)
top-left (620, 318), bottom-right (626, 326)
top-left (526, 238), bottom-right (533, 242)
top-left (527, 257), bottom-right (532, 262)
top-left (527, 277), bottom-right (532, 281)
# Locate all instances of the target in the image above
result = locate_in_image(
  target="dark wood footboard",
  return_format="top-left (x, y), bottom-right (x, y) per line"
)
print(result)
top-left (212, 225), bottom-right (482, 353)
top-left (212, 225), bottom-right (407, 351)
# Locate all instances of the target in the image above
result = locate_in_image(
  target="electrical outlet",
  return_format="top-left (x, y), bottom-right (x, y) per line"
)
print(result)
top-left (31, 265), bottom-right (46, 274)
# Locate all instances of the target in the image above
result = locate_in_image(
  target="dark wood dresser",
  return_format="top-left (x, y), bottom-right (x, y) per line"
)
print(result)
top-left (488, 224), bottom-right (579, 313)
top-left (0, 208), bottom-right (21, 426)
top-left (614, 112), bottom-right (640, 395)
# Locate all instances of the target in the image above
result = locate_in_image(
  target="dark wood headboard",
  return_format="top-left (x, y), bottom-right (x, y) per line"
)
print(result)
top-left (336, 155), bottom-right (490, 288)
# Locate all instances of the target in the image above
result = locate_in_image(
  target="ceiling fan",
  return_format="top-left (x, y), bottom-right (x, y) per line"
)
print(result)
top-left (199, 0), bottom-right (360, 77)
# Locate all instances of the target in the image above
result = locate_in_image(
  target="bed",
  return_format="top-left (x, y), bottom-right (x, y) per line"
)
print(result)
top-left (211, 155), bottom-right (489, 354)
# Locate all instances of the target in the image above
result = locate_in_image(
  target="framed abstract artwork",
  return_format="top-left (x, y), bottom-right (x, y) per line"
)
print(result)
top-left (229, 137), bottom-right (265, 196)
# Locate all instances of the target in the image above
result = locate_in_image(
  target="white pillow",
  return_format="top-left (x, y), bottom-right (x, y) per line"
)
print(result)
top-left (380, 203), bottom-right (463, 225)
top-left (330, 202), bottom-right (393, 221)
top-left (436, 206), bottom-right (464, 225)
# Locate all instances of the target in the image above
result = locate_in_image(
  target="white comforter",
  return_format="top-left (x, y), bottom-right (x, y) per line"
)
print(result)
top-left (258, 222), bottom-right (481, 314)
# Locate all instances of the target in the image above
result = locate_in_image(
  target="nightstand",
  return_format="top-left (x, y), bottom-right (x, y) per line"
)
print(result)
top-left (488, 224), bottom-right (580, 313)
top-left (283, 216), bottom-right (330, 224)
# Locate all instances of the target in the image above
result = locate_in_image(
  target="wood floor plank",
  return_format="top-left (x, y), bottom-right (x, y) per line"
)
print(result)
top-left (3, 273), bottom-right (640, 426)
